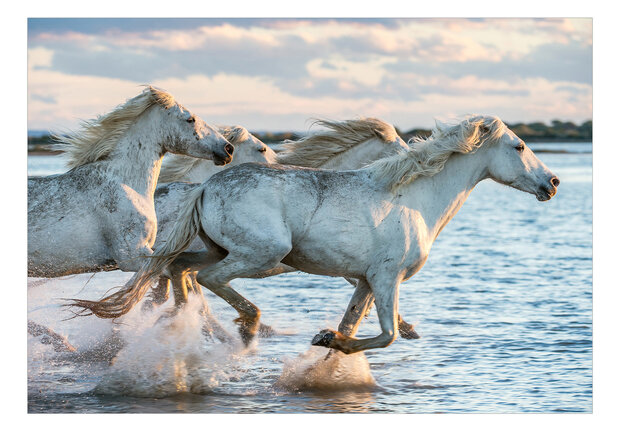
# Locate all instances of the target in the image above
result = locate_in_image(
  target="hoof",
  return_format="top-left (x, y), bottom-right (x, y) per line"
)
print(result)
top-left (399, 325), bottom-right (420, 340)
top-left (398, 319), bottom-right (420, 340)
top-left (258, 323), bottom-right (276, 338)
top-left (233, 317), bottom-right (259, 346)
top-left (311, 329), bottom-right (336, 348)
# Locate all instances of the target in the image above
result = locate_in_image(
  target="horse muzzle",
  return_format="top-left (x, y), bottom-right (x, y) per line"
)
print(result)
top-left (536, 176), bottom-right (560, 201)
top-left (213, 143), bottom-right (235, 166)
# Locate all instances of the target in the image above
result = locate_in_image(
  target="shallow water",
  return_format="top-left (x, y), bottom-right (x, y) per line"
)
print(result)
top-left (27, 144), bottom-right (592, 413)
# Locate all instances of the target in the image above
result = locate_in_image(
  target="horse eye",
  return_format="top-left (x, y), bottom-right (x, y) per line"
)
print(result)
top-left (186, 117), bottom-right (195, 123)
top-left (258, 147), bottom-right (267, 153)
top-left (516, 143), bottom-right (525, 152)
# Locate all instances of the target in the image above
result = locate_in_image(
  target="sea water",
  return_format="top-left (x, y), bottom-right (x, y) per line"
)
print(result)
top-left (27, 144), bottom-right (592, 412)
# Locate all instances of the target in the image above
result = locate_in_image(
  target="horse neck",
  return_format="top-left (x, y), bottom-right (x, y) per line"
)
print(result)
top-left (183, 159), bottom-right (219, 183)
top-left (106, 109), bottom-right (167, 196)
top-left (321, 138), bottom-right (401, 170)
top-left (400, 147), bottom-right (489, 241)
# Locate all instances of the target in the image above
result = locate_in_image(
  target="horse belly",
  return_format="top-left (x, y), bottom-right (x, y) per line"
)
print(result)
top-left (282, 233), bottom-right (371, 278)
top-left (281, 252), bottom-right (364, 278)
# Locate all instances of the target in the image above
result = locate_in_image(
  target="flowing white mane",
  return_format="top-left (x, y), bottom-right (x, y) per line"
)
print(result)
top-left (158, 126), bottom-right (249, 183)
top-left (52, 86), bottom-right (178, 168)
top-left (368, 115), bottom-right (507, 191)
top-left (276, 118), bottom-right (400, 168)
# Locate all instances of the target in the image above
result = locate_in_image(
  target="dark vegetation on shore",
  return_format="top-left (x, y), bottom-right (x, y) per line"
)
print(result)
top-left (28, 119), bottom-right (592, 154)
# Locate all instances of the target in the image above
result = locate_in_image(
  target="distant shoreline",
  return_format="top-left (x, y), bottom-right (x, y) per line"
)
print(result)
top-left (27, 120), bottom-right (594, 154)
top-left (27, 146), bottom-right (592, 157)
top-left (28, 150), bottom-right (63, 156)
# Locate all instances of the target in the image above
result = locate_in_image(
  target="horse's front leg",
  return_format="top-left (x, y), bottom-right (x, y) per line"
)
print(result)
top-left (342, 277), bottom-right (419, 339)
top-left (195, 243), bottom-right (293, 346)
top-left (151, 250), bottom-right (225, 327)
top-left (182, 272), bottom-right (233, 343)
top-left (169, 268), bottom-right (190, 309)
top-left (338, 279), bottom-right (375, 337)
top-left (312, 277), bottom-right (399, 354)
top-left (191, 269), bottom-right (277, 338)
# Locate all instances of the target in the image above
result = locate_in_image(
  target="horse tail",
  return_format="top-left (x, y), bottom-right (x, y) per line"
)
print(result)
top-left (67, 185), bottom-right (208, 319)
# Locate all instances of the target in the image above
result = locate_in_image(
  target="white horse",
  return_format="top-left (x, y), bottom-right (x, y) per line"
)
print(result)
top-left (146, 119), bottom-right (419, 338)
top-left (70, 114), bottom-right (560, 354)
top-left (28, 87), bottom-right (233, 348)
top-left (145, 126), bottom-right (277, 322)
top-left (28, 86), bottom-right (233, 284)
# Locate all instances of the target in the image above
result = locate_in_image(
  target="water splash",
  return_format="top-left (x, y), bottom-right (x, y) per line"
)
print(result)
top-left (276, 347), bottom-right (376, 392)
top-left (94, 296), bottom-right (248, 398)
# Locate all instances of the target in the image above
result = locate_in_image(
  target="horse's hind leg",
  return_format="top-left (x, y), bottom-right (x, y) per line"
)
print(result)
top-left (170, 270), bottom-right (190, 309)
top-left (196, 247), bottom-right (290, 346)
top-left (185, 272), bottom-right (233, 343)
top-left (197, 279), bottom-right (261, 346)
top-left (150, 249), bottom-right (225, 325)
top-left (166, 248), bottom-right (226, 306)
top-left (143, 277), bottom-right (171, 311)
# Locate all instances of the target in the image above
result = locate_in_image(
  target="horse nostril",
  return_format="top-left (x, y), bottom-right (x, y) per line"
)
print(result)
top-left (224, 143), bottom-right (234, 156)
top-left (551, 177), bottom-right (560, 187)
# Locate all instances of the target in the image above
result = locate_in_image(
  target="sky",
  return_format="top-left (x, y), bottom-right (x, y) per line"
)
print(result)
top-left (27, 18), bottom-right (592, 132)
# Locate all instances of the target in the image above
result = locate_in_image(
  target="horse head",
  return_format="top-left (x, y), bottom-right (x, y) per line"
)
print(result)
top-left (477, 116), bottom-right (560, 201)
top-left (220, 125), bottom-right (278, 166)
top-left (159, 102), bottom-right (234, 166)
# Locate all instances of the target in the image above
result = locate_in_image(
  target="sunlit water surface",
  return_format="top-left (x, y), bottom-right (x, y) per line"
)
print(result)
top-left (28, 144), bottom-right (592, 413)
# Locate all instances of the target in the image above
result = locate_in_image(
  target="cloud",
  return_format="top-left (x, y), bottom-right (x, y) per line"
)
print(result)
top-left (30, 94), bottom-right (56, 104)
top-left (27, 59), bottom-right (592, 133)
top-left (28, 47), bottom-right (54, 68)
top-left (27, 18), bottom-right (404, 39)
top-left (386, 40), bottom-right (592, 85)
top-left (27, 18), bottom-right (592, 131)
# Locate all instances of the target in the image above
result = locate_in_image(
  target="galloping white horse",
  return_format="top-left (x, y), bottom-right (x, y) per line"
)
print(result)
top-left (28, 87), bottom-right (233, 349)
top-left (147, 126), bottom-right (277, 311)
top-left (28, 86), bottom-right (233, 278)
top-left (71, 114), bottom-right (559, 354)
top-left (146, 119), bottom-right (418, 338)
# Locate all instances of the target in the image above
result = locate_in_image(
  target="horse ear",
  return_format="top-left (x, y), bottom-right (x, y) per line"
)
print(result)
top-left (434, 119), bottom-right (448, 131)
top-left (231, 126), bottom-right (249, 144)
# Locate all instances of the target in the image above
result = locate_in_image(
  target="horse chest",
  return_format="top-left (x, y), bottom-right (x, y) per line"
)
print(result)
top-left (368, 208), bottom-right (431, 277)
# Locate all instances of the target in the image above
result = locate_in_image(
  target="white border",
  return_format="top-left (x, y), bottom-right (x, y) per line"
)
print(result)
top-left (4, 0), bottom-right (615, 427)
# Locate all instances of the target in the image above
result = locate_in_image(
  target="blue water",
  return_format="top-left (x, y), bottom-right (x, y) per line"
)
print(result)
top-left (27, 143), bottom-right (592, 413)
